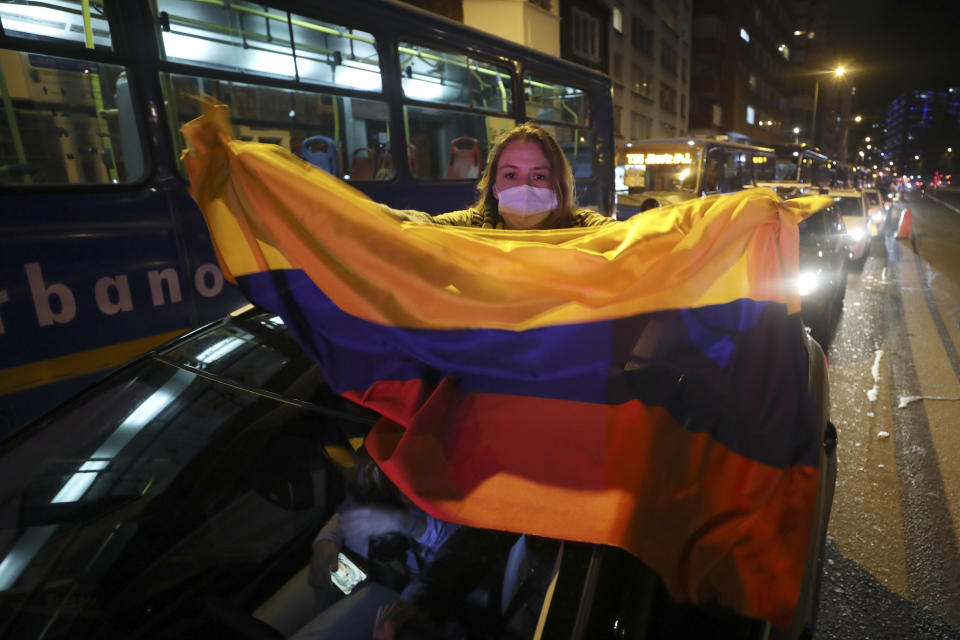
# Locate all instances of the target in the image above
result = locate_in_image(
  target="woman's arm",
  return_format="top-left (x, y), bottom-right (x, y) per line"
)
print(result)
top-left (374, 203), bottom-right (481, 226)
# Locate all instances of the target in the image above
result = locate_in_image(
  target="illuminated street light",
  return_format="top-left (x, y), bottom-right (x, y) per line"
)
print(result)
top-left (865, 136), bottom-right (871, 142)
top-left (793, 127), bottom-right (800, 134)
top-left (915, 155), bottom-right (920, 160)
top-left (811, 65), bottom-right (850, 146)
top-left (854, 115), bottom-right (862, 123)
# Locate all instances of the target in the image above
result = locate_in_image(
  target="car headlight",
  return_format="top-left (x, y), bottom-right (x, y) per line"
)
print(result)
top-left (847, 227), bottom-right (865, 242)
top-left (798, 271), bottom-right (819, 297)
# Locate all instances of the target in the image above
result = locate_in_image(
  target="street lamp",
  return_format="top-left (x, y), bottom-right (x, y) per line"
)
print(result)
top-left (810, 66), bottom-right (846, 145)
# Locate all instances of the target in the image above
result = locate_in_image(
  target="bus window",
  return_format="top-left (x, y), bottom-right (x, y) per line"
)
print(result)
top-left (0, 1), bottom-right (113, 50)
top-left (523, 75), bottom-right (589, 126)
top-left (399, 42), bottom-right (512, 113)
top-left (540, 125), bottom-right (594, 178)
top-left (403, 105), bottom-right (513, 180)
top-left (776, 153), bottom-right (799, 181)
top-left (523, 76), bottom-right (591, 177)
top-left (751, 151), bottom-right (775, 182)
top-left (155, 1), bottom-right (381, 92)
top-left (809, 157), bottom-right (831, 187)
top-left (164, 75), bottom-right (393, 181)
top-left (0, 50), bottom-right (144, 185)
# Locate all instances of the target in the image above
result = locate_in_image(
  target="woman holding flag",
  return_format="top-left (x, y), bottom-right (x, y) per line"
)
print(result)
top-left (378, 123), bottom-right (614, 230)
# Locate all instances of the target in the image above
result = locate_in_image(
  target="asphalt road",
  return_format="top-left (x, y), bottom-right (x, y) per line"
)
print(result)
top-left (813, 189), bottom-right (960, 639)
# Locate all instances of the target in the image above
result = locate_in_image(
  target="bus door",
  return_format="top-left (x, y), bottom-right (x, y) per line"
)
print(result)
top-left (703, 147), bottom-right (735, 194)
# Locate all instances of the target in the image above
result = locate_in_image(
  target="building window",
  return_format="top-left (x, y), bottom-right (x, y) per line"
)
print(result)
top-left (613, 7), bottom-right (623, 33)
top-left (748, 73), bottom-right (757, 91)
top-left (662, 6), bottom-right (678, 31)
top-left (712, 104), bottom-right (722, 127)
top-left (614, 105), bottom-right (623, 136)
top-left (631, 17), bottom-right (652, 55)
top-left (613, 53), bottom-right (623, 82)
top-left (631, 111), bottom-right (652, 139)
top-left (631, 64), bottom-right (653, 99)
top-left (571, 8), bottom-right (600, 64)
top-left (746, 105), bottom-right (756, 125)
top-left (660, 83), bottom-right (677, 113)
top-left (740, 28), bottom-right (750, 42)
top-left (680, 94), bottom-right (686, 119)
top-left (661, 42), bottom-right (677, 75)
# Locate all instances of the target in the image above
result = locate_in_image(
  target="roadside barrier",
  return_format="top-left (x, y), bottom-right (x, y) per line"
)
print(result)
top-left (896, 208), bottom-right (913, 240)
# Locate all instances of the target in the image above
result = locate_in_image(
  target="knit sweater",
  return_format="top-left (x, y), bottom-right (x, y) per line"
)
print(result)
top-left (376, 204), bottom-right (615, 229)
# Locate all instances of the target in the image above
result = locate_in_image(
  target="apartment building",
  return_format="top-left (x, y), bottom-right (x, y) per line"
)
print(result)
top-left (606, 0), bottom-right (692, 148)
top-left (688, 0), bottom-right (795, 146)
top-left (885, 88), bottom-right (960, 177)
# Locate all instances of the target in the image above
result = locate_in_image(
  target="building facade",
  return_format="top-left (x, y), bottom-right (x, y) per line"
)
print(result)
top-left (688, 0), bottom-right (795, 146)
top-left (884, 88), bottom-right (960, 178)
top-left (606, 0), bottom-right (692, 148)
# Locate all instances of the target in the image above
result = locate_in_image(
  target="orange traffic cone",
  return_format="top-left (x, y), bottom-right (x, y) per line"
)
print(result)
top-left (896, 208), bottom-right (913, 240)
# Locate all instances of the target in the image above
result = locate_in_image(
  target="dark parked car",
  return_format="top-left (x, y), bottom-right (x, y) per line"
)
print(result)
top-left (797, 201), bottom-right (850, 343)
top-left (0, 308), bottom-right (836, 639)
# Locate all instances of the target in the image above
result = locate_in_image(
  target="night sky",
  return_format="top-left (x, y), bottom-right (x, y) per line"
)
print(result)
top-left (831, 0), bottom-right (960, 110)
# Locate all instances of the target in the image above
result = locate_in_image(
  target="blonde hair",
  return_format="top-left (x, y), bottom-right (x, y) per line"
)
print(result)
top-left (472, 123), bottom-right (577, 229)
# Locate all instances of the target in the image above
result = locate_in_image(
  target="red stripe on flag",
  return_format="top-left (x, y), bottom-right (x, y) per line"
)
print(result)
top-left (360, 377), bottom-right (818, 627)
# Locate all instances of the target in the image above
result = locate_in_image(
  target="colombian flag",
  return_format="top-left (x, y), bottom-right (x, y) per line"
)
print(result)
top-left (182, 101), bottom-right (830, 628)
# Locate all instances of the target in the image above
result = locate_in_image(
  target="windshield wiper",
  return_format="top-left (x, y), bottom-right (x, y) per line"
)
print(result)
top-left (150, 355), bottom-right (378, 426)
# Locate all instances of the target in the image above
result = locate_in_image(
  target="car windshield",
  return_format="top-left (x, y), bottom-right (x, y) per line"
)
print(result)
top-left (0, 311), bottom-right (377, 637)
top-left (833, 196), bottom-right (863, 216)
top-left (864, 192), bottom-right (880, 206)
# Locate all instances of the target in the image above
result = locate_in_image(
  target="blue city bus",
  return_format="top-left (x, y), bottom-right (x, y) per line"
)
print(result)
top-left (0, 0), bottom-right (614, 435)
top-left (614, 138), bottom-right (776, 219)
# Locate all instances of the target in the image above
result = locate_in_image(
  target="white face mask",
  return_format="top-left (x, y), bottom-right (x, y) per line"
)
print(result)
top-left (495, 185), bottom-right (558, 229)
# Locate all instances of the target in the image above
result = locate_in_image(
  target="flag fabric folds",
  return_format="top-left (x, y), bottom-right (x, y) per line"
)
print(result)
top-left (182, 101), bottom-right (829, 628)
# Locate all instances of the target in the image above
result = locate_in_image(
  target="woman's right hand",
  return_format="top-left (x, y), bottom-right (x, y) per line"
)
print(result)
top-left (308, 539), bottom-right (340, 589)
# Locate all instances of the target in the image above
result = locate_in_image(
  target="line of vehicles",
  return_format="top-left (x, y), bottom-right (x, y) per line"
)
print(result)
top-left (1, 2), bottom-right (841, 637)
top-left (613, 137), bottom-right (895, 344)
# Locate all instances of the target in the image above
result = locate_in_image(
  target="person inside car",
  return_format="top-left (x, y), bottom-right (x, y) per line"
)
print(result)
top-left (265, 450), bottom-right (458, 640)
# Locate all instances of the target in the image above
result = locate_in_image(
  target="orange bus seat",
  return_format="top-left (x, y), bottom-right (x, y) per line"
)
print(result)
top-left (351, 148), bottom-right (375, 180)
top-left (445, 137), bottom-right (481, 179)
